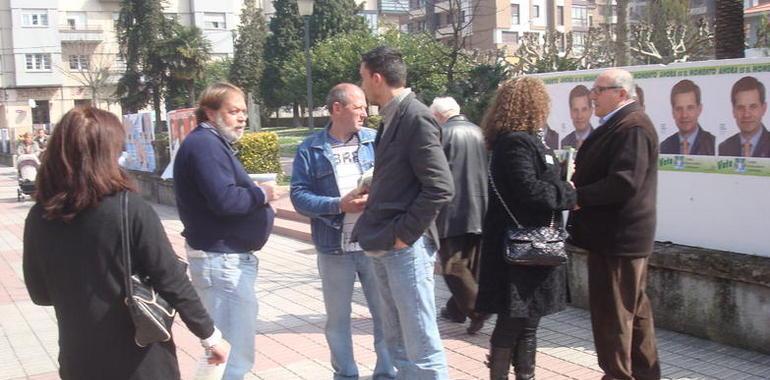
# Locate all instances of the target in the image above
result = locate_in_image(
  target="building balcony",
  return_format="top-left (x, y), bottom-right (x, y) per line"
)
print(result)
top-left (59, 25), bottom-right (104, 43)
top-left (380, 0), bottom-right (410, 14)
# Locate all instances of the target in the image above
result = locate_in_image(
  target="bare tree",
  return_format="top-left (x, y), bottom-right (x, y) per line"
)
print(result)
top-left (58, 40), bottom-right (118, 107)
top-left (629, 18), bottom-right (714, 63)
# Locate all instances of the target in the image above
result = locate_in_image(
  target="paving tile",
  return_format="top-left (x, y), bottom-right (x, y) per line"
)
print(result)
top-left (0, 166), bottom-right (767, 380)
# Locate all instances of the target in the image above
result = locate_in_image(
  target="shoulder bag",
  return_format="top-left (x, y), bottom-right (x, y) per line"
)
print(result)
top-left (488, 151), bottom-right (568, 266)
top-left (120, 191), bottom-right (177, 347)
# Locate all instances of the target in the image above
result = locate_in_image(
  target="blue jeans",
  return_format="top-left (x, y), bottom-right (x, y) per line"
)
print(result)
top-left (187, 250), bottom-right (259, 380)
top-left (370, 237), bottom-right (448, 379)
top-left (318, 252), bottom-right (396, 380)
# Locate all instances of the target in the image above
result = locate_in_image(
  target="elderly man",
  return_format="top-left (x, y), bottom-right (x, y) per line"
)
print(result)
top-left (174, 82), bottom-right (279, 380)
top-left (352, 46), bottom-right (454, 379)
top-left (567, 69), bottom-right (661, 380)
top-left (429, 96), bottom-right (488, 335)
top-left (291, 83), bottom-right (395, 380)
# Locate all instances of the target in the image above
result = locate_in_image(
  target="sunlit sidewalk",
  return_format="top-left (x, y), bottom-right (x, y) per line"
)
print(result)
top-left (0, 166), bottom-right (767, 379)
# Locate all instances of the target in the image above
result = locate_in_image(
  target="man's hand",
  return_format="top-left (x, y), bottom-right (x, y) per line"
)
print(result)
top-left (340, 188), bottom-right (368, 213)
top-left (393, 238), bottom-right (409, 250)
top-left (257, 181), bottom-right (283, 203)
top-left (207, 340), bottom-right (230, 365)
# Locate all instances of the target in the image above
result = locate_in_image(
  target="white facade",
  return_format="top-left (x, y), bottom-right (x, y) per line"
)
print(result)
top-left (0, 0), bottom-right (251, 134)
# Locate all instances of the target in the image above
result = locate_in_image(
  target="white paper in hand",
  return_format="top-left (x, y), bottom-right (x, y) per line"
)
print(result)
top-left (193, 352), bottom-right (226, 380)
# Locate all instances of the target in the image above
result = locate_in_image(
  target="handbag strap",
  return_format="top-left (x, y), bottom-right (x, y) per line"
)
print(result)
top-left (120, 191), bottom-right (134, 300)
top-left (488, 150), bottom-right (556, 229)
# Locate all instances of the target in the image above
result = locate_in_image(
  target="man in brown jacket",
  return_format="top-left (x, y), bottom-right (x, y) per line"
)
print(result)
top-left (567, 68), bottom-right (661, 380)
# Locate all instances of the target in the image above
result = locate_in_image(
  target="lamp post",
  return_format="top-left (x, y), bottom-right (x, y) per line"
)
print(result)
top-left (298, 0), bottom-right (315, 131)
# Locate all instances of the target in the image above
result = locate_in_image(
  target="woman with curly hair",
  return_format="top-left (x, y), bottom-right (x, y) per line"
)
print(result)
top-left (475, 77), bottom-right (577, 380)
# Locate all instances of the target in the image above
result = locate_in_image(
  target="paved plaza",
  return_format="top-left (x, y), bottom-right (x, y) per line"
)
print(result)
top-left (0, 166), bottom-right (768, 379)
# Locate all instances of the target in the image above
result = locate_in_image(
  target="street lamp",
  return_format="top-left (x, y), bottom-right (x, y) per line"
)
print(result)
top-left (298, 0), bottom-right (315, 131)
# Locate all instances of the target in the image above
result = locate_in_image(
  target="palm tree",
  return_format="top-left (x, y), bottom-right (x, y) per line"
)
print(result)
top-left (715, 0), bottom-right (745, 59)
top-left (615, 0), bottom-right (630, 66)
top-left (161, 23), bottom-right (212, 106)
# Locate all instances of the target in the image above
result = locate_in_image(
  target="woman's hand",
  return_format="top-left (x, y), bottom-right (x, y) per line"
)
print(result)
top-left (207, 340), bottom-right (230, 365)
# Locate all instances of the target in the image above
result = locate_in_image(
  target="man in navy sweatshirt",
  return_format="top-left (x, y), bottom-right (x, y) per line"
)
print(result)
top-left (174, 82), bottom-right (278, 380)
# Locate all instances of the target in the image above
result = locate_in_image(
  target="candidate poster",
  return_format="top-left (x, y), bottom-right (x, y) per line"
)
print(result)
top-left (122, 112), bottom-right (156, 172)
top-left (539, 59), bottom-right (770, 177)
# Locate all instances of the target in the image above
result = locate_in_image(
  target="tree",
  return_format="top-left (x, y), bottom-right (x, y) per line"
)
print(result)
top-left (281, 29), bottom-right (471, 109)
top-left (262, 0), bottom-right (304, 123)
top-left (58, 40), bottom-right (117, 107)
top-left (159, 22), bottom-right (211, 109)
top-left (162, 23), bottom-right (211, 109)
top-left (230, 0), bottom-right (268, 100)
top-left (715, 0), bottom-right (745, 59)
top-left (309, 0), bottom-right (369, 45)
top-left (428, 0), bottom-right (484, 86)
top-left (614, 0), bottom-right (630, 66)
top-left (629, 0), bottom-right (714, 64)
top-left (115, 0), bottom-right (166, 113)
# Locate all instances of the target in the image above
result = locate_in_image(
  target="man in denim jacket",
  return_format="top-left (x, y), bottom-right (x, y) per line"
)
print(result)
top-left (290, 83), bottom-right (395, 380)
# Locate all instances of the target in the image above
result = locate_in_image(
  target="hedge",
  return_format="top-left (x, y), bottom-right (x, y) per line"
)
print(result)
top-left (235, 131), bottom-right (283, 179)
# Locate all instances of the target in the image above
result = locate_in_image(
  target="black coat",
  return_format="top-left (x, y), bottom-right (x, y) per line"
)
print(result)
top-left (352, 92), bottom-right (454, 250)
top-left (476, 132), bottom-right (577, 317)
top-left (23, 192), bottom-right (214, 380)
top-left (436, 115), bottom-right (488, 238)
top-left (567, 102), bottom-right (659, 257)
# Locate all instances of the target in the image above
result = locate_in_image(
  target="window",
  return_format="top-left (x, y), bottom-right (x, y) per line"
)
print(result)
top-left (511, 4), bottom-right (520, 25)
top-left (69, 55), bottom-right (89, 70)
top-left (65, 12), bottom-right (86, 30)
top-left (74, 99), bottom-right (92, 108)
top-left (25, 54), bottom-right (51, 71)
top-left (32, 100), bottom-right (51, 124)
top-left (572, 6), bottom-right (588, 28)
top-left (204, 13), bottom-right (226, 30)
top-left (22, 11), bottom-right (49, 27)
top-left (557, 6), bottom-right (564, 26)
top-left (502, 31), bottom-right (519, 44)
top-left (532, 5), bottom-right (540, 18)
top-left (573, 31), bottom-right (586, 49)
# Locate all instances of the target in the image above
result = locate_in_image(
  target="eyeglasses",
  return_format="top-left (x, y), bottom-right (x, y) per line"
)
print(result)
top-left (591, 86), bottom-right (622, 94)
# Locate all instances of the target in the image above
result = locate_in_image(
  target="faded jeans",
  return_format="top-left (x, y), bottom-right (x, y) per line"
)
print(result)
top-left (187, 248), bottom-right (259, 380)
top-left (369, 237), bottom-right (449, 379)
top-left (317, 252), bottom-right (396, 379)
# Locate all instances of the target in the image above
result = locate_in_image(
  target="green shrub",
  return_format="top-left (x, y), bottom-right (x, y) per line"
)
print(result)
top-left (235, 131), bottom-right (283, 179)
top-left (366, 114), bottom-right (383, 130)
top-left (153, 132), bottom-right (170, 175)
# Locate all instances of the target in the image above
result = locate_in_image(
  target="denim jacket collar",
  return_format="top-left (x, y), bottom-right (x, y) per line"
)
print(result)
top-left (309, 123), bottom-right (376, 151)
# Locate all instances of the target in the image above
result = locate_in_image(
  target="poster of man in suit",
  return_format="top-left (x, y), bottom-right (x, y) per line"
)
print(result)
top-left (719, 76), bottom-right (770, 158)
top-left (561, 85), bottom-right (594, 150)
top-left (660, 80), bottom-right (716, 156)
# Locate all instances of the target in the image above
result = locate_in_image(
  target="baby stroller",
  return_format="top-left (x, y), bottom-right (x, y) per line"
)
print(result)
top-left (17, 154), bottom-right (39, 201)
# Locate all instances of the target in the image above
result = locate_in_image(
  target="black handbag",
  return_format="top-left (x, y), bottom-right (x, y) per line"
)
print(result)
top-left (488, 152), bottom-right (568, 266)
top-left (120, 191), bottom-right (177, 347)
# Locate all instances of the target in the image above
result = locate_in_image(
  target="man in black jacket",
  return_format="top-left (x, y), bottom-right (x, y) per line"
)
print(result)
top-left (429, 96), bottom-right (489, 334)
top-left (352, 46), bottom-right (454, 379)
top-left (568, 68), bottom-right (661, 380)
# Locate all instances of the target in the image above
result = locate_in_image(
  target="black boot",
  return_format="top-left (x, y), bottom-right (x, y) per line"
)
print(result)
top-left (486, 346), bottom-right (512, 380)
top-left (513, 326), bottom-right (537, 380)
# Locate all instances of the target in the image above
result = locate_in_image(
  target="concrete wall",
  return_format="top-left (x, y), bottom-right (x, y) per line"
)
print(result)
top-left (567, 244), bottom-right (770, 354)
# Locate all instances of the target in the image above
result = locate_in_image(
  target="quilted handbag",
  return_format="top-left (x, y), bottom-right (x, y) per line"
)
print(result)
top-left (488, 152), bottom-right (568, 266)
top-left (120, 192), bottom-right (177, 347)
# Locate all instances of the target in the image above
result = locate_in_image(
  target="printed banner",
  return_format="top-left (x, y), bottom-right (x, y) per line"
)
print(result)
top-left (538, 59), bottom-right (770, 176)
top-left (161, 108), bottom-right (198, 179)
top-left (122, 112), bottom-right (156, 172)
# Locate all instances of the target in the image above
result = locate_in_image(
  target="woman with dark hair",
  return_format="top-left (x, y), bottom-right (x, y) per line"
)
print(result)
top-left (475, 77), bottom-right (577, 380)
top-left (23, 107), bottom-right (229, 380)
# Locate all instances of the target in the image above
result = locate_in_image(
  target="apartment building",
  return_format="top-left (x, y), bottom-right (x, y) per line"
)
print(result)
top-left (403, 0), bottom-right (606, 53)
top-left (0, 0), bottom-right (249, 134)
